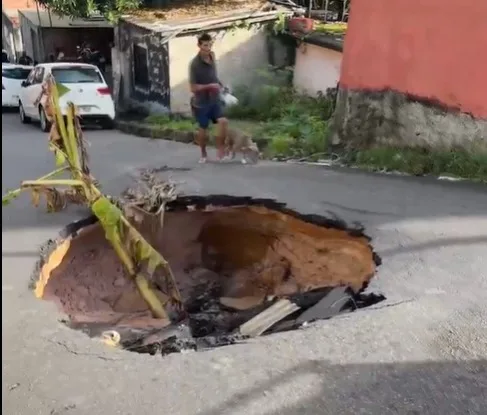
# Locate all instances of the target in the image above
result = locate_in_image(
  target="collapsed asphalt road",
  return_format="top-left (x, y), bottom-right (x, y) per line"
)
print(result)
top-left (2, 113), bottom-right (487, 415)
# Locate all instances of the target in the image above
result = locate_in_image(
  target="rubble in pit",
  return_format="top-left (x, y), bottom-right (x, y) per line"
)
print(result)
top-left (32, 195), bottom-right (385, 356)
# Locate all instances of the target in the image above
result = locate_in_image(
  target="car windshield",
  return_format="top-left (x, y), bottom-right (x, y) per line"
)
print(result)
top-left (51, 67), bottom-right (103, 83)
top-left (2, 68), bottom-right (32, 80)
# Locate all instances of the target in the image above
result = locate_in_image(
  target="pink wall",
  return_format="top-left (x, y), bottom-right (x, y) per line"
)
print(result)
top-left (340, 0), bottom-right (487, 118)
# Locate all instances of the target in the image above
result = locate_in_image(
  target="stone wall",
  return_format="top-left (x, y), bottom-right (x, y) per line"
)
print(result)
top-left (332, 89), bottom-right (487, 153)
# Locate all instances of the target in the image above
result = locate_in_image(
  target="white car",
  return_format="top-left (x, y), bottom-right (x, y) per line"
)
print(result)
top-left (18, 62), bottom-right (115, 131)
top-left (2, 64), bottom-right (33, 108)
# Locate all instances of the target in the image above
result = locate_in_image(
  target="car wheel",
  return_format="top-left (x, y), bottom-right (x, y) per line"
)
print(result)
top-left (19, 102), bottom-right (31, 124)
top-left (102, 119), bottom-right (115, 130)
top-left (39, 106), bottom-right (51, 132)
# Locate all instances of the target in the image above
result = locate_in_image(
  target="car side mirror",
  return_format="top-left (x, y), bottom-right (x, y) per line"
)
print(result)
top-left (21, 81), bottom-right (28, 87)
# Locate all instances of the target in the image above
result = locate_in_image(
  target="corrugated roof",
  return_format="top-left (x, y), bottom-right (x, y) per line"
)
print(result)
top-left (19, 9), bottom-right (112, 28)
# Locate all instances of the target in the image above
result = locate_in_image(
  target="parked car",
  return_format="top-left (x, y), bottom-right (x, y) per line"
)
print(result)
top-left (18, 62), bottom-right (115, 131)
top-left (2, 64), bottom-right (34, 108)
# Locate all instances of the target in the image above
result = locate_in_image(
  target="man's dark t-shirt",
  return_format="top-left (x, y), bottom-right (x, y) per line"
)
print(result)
top-left (189, 53), bottom-right (220, 108)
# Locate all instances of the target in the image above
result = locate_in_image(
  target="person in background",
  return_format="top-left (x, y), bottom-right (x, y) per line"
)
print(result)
top-left (47, 53), bottom-right (55, 62)
top-left (2, 49), bottom-right (9, 63)
top-left (18, 51), bottom-right (33, 65)
top-left (55, 48), bottom-right (65, 61)
top-left (189, 32), bottom-right (228, 163)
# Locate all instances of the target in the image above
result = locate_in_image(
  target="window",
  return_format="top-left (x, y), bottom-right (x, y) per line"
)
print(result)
top-left (51, 66), bottom-right (103, 84)
top-left (32, 67), bottom-right (45, 84)
top-left (2, 68), bottom-right (32, 80)
top-left (133, 44), bottom-right (149, 89)
top-left (25, 68), bottom-right (36, 84)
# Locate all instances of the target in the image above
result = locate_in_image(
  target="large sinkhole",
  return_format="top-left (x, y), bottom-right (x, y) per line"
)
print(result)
top-left (33, 196), bottom-right (384, 355)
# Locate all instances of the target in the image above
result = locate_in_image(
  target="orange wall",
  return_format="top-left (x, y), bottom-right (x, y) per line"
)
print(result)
top-left (340, 0), bottom-right (487, 118)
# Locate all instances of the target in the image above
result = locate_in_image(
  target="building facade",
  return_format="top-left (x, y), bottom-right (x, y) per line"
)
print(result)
top-left (333, 0), bottom-right (487, 153)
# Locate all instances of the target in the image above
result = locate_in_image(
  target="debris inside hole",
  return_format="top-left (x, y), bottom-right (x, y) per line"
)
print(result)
top-left (34, 196), bottom-right (385, 356)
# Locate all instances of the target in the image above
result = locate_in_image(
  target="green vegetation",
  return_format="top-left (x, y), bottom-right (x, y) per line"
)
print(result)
top-left (343, 147), bottom-right (487, 182)
top-left (36, 0), bottom-right (141, 21)
top-left (140, 70), bottom-right (486, 182)
top-left (144, 114), bottom-right (195, 131)
top-left (225, 68), bottom-right (336, 159)
top-left (314, 22), bottom-right (348, 35)
top-left (142, 73), bottom-right (335, 160)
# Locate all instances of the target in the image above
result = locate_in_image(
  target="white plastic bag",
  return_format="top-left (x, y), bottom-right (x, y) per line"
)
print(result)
top-left (220, 87), bottom-right (239, 107)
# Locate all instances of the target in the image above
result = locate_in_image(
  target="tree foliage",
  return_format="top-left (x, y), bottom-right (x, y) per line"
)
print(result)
top-left (35, 0), bottom-right (142, 22)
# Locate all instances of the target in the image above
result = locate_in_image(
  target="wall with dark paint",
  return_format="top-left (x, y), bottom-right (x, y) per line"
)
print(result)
top-left (41, 27), bottom-right (113, 61)
top-left (333, 0), bottom-right (487, 152)
top-left (114, 21), bottom-right (170, 113)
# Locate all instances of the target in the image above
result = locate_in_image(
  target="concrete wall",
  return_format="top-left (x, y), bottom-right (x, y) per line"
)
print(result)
top-left (333, 0), bottom-right (487, 153)
top-left (293, 42), bottom-right (341, 97)
top-left (19, 13), bottom-right (39, 60)
top-left (2, 12), bottom-right (22, 61)
top-left (168, 25), bottom-right (271, 114)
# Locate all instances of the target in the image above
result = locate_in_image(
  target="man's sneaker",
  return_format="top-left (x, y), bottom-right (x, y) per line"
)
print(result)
top-left (198, 157), bottom-right (207, 164)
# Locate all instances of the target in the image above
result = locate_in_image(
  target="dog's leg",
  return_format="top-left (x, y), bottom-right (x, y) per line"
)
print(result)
top-left (241, 148), bottom-right (249, 164)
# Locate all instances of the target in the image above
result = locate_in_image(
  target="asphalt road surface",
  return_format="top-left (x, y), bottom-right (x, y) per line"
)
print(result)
top-left (2, 112), bottom-right (487, 415)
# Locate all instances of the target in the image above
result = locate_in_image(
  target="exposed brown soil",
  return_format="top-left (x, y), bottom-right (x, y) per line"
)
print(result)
top-left (39, 203), bottom-right (378, 332)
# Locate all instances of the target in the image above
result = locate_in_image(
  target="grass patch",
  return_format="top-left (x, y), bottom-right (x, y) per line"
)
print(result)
top-left (225, 71), bottom-right (336, 159)
top-left (314, 22), bottom-right (348, 35)
top-left (142, 67), bottom-right (334, 158)
top-left (144, 115), bottom-right (264, 141)
top-left (140, 85), bottom-right (486, 183)
top-left (343, 147), bottom-right (487, 182)
top-left (144, 114), bottom-right (195, 131)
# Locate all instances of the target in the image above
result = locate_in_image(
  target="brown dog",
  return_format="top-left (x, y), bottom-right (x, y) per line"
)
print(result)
top-left (224, 128), bottom-right (259, 164)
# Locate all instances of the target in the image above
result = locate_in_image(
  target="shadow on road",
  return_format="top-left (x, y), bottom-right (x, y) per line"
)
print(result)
top-left (380, 235), bottom-right (487, 257)
top-left (197, 359), bottom-right (487, 415)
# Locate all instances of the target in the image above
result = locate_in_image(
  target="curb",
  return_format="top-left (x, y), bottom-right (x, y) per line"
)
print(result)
top-left (115, 120), bottom-right (269, 150)
top-left (116, 120), bottom-right (195, 143)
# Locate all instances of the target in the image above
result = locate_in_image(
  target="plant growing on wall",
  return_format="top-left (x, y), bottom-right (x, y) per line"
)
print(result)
top-left (2, 75), bottom-right (182, 320)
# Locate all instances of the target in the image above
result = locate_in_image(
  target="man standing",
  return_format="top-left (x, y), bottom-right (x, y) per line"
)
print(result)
top-left (189, 33), bottom-right (228, 163)
top-left (2, 49), bottom-right (9, 63)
